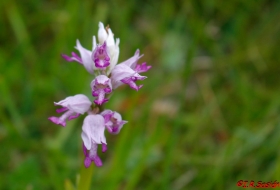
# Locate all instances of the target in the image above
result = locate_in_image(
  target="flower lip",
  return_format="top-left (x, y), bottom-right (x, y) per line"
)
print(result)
top-left (91, 75), bottom-right (112, 105)
top-left (92, 42), bottom-right (110, 69)
top-left (81, 114), bottom-right (106, 167)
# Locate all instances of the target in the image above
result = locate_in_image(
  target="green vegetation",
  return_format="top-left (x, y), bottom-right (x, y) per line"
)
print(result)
top-left (1, 0), bottom-right (280, 189)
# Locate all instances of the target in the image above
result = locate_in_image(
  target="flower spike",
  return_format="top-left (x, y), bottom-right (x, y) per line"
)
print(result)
top-left (52, 21), bottom-right (151, 168)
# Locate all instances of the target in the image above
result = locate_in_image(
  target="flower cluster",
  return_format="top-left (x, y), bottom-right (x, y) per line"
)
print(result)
top-left (49, 22), bottom-right (151, 167)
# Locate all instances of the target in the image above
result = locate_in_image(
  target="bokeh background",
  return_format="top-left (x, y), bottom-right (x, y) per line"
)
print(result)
top-left (1, 0), bottom-right (280, 189)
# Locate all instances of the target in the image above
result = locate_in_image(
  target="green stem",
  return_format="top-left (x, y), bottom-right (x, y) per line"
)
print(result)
top-left (77, 160), bottom-right (94, 190)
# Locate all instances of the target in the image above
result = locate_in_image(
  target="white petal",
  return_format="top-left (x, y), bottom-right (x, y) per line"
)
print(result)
top-left (75, 40), bottom-right (95, 74)
top-left (67, 94), bottom-right (92, 114)
top-left (54, 96), bottom-right (72, 107)
top-left (98, 22), bottom-right (108, 44)
top-left (81, 131), bottom-right (91, 150)
top-left (107, 38), bottom-right (120, 74)
top-left (92, 36), bottom-right (97, 51)
top-left (82, 115), bottom-right (106, 145)
top-left (106, 28), bottom-right (115, 47)
top-left (55, 94), bottom-right (92, 114)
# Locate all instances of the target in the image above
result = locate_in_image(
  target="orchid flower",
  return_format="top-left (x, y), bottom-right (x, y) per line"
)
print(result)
top-left (111, 50), bottom-right (151, 90)
top-left (81, 114), bottom-right (107, 167)
top-left (50, 21), bottom-right (151, 168)
top-left (91, 75), bottom-right (112, 105)
top-left (48, 94), bottom-right (92, 127)
top-left (101, 110), bottom-right (127, 134)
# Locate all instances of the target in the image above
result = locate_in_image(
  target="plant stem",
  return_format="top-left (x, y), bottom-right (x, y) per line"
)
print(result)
top-left (77, 160), bottom-right (94, 190)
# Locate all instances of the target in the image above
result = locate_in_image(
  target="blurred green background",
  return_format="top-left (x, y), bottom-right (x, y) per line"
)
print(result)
top-left (1, 0), bottom-right (280, 189)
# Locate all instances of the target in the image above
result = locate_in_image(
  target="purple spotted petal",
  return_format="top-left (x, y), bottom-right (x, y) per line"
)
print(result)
top-left (91, 75), bottom-right (112, 105)
top-left (92, 42), bottom-right (110, 69)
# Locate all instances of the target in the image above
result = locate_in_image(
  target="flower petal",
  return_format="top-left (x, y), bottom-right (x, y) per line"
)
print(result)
top-left (121, 74), bottom-right (147, 91)
top-left (110, 64), bottom-right (135, 89)
top-left (48, 116), bottom-right (66, 127)
top-left (61, 52), bottom-right (83, 64)
top-left (75, 40), bottom-right (95, 74)
top-left (82, 115), bottom-right (106, 146)
top-left (101, 110), bottom-right (128, 134)
top-left (92, 42), bottom-right (110, 69)
top-left (88, 143), bottom-right (103, 167)
top-left (111, 64), bottom-right (147, 90)
top-left (102, 143), bottom-right (107, 152)
top-left (55, 94), bottom-right (92, 114)
top-left (81, 131), bottom-right (92, 150)
top-left (98, 22), bottom-right (108, 44)
top-left (91, 76), bottom-right (112, 105)
top-left (107, 38), bottom-right (120, 74)
top-left (84, 157), bottom-right (92, 168)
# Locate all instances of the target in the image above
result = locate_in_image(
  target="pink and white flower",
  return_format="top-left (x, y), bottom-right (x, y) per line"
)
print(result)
top-left (111, 50), bottom-right (151, 91)
top-left (51, 21), bottom-right (151, 168)
top-left (81, 114), bottom-right (107, 167)
top-left (91, 75), bottom-right (112, 105)
top-left (101, 110), bottom-right (127, 134)
top-left (48, 94), bottom-right (92, 127)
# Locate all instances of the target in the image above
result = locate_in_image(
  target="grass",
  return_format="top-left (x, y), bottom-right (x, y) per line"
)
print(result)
top-left (1, 0), bottom-right (280, 189)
